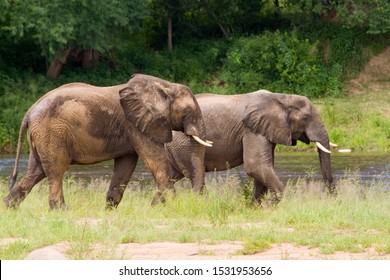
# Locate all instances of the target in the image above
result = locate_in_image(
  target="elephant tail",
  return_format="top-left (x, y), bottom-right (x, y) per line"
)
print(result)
top-left (8, 117), bottom-right (28, 190)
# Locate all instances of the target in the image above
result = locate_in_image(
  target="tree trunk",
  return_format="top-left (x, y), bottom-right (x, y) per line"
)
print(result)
top-left (46, 48), bottom-right (72, 79)
top-left (210, 11), bottom-right (230, 38)
top-left (273, 0), bottom-right (281, 29)
top-left (168, 16), bottom-right (173, 52)
top-left (82, 49), bottom-right (100, 69)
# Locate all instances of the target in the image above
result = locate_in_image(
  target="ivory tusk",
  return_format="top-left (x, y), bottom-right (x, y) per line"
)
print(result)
top-left (192, 135), bottom-right (213, 147)
top-left (206, 140), bottom-right (214, 144)
top-left (338, 149), bottom-right (352, 153)
top-left (329, 142), bottom-right (338, 147)
top-left (315, 142), bottom-right (331, 154)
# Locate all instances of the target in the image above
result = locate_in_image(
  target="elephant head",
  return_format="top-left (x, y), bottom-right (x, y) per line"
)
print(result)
top-left (243, 91), bottom-right (335, 193)
top-left (119, 74), bottom-right (210, 146)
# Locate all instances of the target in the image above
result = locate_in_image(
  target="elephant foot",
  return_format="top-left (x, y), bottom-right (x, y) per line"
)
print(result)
top-left (200, 187), bottom-right (208, 196)
top-left (3, 195), bottom-right (19, 209)
top-left (327, 182), bottom-right (337, 196)
top-left (195, 185), bottom-right (207, 195)
top-left (105, 199), bottom-right (120, 210)
top-left (260, 191), bottom-right (283, 208)
top-left (253, 191), bottom-right (267, 205)
top-left (151, 189), bottom-right (176, 206)
top-left (3, 190), bottom-right (26, 209)
top-left (151, 191), bottom-right (166, 206)
top-left (49, 200), bottom-right (68, 211)
top-left (327, 190), bottom-right (337, 198)
top-left (106, 189), bottom-right (124, 210)
top-left (271, 191), bottom-right (283, 203)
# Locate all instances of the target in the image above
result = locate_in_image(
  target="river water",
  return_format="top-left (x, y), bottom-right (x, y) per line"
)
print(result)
top-left (0, 152), bottom-right (388, 188)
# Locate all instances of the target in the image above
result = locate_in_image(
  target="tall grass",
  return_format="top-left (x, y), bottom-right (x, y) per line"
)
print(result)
top-left (0, 173), bottom-right (389, 259)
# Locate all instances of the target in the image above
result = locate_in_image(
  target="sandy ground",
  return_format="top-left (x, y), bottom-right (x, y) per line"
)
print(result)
top-left (2, 238), bottom-right (389, 260)
top-left (91, 242), bottom-right (390, 260)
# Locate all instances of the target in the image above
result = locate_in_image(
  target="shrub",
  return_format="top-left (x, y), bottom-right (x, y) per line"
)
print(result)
top-left (221, 30), bottom-right (342, 97)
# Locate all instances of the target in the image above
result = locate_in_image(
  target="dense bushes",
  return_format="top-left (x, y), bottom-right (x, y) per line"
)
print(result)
top-left (221, 30), bottom-right (341, 97)
top-left (117, 25), bottom-right (384, 98)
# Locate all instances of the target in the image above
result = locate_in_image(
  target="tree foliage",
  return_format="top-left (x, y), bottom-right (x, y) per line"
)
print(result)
top-left (0, 0), bottom-right (149, 76)
top-left (286, 0), bottom-right (390, 35)
top-left (221, 30), bottom-right (342, 97)
top-left (0, 0), bottom-right (388, 152)
top-left (0, 0), bottom-right (388, 79)
top-left (147, 0), bottom-right (267, 49)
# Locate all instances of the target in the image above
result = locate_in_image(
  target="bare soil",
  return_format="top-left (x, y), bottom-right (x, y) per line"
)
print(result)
top-left (348, 46), bottom-right (390, 93)
top-left (91, 242), bottom-right (390, 260)
top-left (2, 238), bottom-right (389, 260)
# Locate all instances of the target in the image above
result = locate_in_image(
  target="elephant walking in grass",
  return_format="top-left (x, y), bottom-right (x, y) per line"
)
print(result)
top-left (3, 74), bottom-right (211, 210)
top-left (166, 90), bottom-right (336, 204)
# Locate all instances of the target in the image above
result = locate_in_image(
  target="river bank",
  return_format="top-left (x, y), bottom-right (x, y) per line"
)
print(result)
top-left (1, 152), bottom-right (389, 188)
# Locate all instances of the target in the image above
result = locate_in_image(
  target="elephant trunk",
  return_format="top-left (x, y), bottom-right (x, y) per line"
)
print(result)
top-left (307, 123), bottom-right (336, 194)
top-left (318, 142), bottom-right (336, 194)
top-left (183, 106), bottom-right (212, 147)
top-left (182, 107), bottom-right (209, 191)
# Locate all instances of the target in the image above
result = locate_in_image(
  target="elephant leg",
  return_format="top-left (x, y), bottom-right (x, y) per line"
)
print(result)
top-left (39, 151), bottom-right (70, 210)
top-left (3, 151), bottom-right (46, 209)
top-left (165, 136), bottom-right (206, 194)
top-left (253, 180), bottom-right (268, 202)
top-left (243, 133), bottom-right (283, 204)
top-left (140, 146), bottom-right (175, 205)
top-left (165, 144), bottom-right (185, 183)
top-left (253, 143), bottom-right (276, 202)
top-left (149, 160), bottom-right (175, 205)
top-left (106, 154), bottom-right (139, 209)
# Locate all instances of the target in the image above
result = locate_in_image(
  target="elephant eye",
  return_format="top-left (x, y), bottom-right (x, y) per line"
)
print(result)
top-left (302, 114), bottom-right (310, 121)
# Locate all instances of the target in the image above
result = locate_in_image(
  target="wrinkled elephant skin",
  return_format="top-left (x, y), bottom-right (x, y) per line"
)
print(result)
top-left (4, 74), bottom-right (207, 210)
top-left (166, 90), bottom-right (335, 204)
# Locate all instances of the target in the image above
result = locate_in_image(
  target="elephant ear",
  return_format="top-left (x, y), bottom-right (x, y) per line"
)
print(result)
top-left (242, 95), bottom-right (292, 146)
top-left (119, 82), bottom-right (173, 143)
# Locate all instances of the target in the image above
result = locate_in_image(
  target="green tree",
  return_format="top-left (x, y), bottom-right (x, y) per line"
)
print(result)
top-left (0, 0), bottom-right (150, 78)
top-left (148, 0), bottom-right (201, 51)
top-left (200, 0), bottom-right (266, 38)
top-left (286, 0), bottom-right (390, 35)
top-left (147, 0), bottom-right (267, 50)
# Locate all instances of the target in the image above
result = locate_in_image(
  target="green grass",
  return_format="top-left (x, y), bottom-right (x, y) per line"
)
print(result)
top-left (318, 90), bottom-right (390, 152)
top-left (0, 174), bottom-right (389, 259)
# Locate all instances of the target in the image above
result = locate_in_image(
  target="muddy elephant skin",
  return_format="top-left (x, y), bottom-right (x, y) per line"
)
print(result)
top-left (4, 74), bottom-right (207, 210)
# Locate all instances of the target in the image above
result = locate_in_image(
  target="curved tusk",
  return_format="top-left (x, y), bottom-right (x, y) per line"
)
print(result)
top-left (206, 140), bottom-right (214, 144)
top-left (315, 142), bottom-right (331, 154)
top-left (192, 135), bottom-right (213, 147)
top-left (329, 142), bottom-right (338, 147)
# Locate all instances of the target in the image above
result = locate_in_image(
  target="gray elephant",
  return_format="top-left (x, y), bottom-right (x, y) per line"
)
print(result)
top-left (166, 90), bottom-right (336, 203)
top-left (3, 74), bottom-right (211, 210)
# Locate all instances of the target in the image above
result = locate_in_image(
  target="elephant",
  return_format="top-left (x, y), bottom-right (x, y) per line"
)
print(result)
top-left (3, 74), bottom-right (211, 210)
top-left (166, 90), bottom-right (336, 204)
